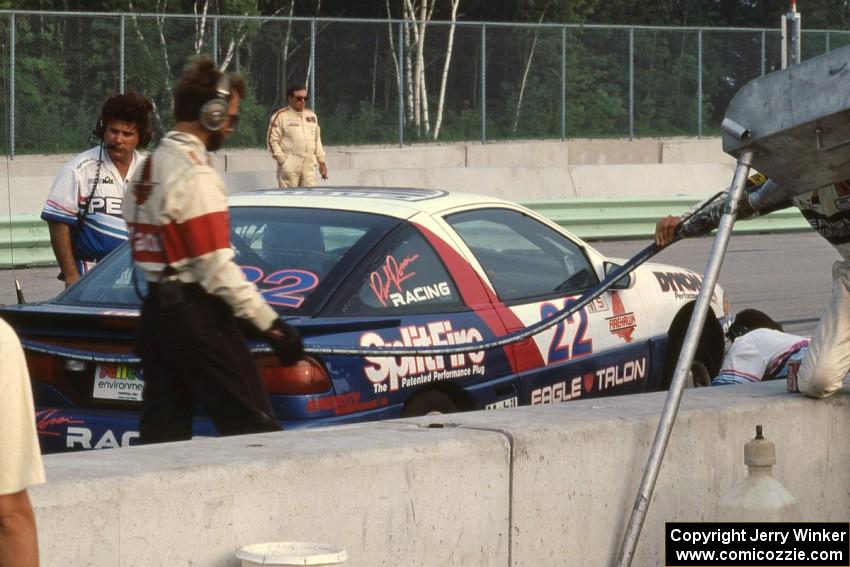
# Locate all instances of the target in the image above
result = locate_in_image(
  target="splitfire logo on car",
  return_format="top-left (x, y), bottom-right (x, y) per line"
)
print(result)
top-left (361, 320), bottom-right (486, 393)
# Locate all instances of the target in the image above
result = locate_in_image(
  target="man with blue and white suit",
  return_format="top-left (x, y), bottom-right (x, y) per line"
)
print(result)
top-left (41, 92), bottom-right (153, 287)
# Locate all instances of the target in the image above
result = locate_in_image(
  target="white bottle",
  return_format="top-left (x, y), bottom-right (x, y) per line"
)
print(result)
top-left (717, 425), bottom-right (802, 522)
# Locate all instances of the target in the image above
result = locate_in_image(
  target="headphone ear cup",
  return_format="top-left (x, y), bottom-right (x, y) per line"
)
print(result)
top-left (94, 117), bottom-right (106, 139)
top-left (200, 97), bottom-right (229, 132)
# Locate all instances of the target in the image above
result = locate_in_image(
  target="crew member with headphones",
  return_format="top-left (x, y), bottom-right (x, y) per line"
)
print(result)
top-left (41, 92), bottom-right (154, 286)
top-left (123, 56), bottom-right (304, 444)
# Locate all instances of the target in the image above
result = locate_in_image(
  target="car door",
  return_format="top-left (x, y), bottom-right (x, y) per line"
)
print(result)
top-left (443, 207), bottom-right (653, 406)
top-left (321, 220), bottom-right (519, 416)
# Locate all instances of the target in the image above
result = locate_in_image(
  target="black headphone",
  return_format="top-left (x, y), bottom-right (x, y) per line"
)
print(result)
top-left (199, 72), bottom-right (232, 132)
top-left (93, 116), bottom-right (107, 141)
top-left (725, 322), bottom-right (752, 342)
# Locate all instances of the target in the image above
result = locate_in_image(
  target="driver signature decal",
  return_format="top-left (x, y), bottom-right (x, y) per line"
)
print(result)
top-left (36, 409), bottom-right (85, 437)
top-left (369, 254), bottom-right (419, 307)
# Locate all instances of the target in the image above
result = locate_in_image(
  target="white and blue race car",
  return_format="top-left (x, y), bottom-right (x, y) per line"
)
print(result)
top-left (2, 187), bottom-right (727, 452)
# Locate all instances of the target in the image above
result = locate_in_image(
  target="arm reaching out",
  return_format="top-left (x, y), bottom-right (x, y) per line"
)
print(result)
top-left (654, 173), bottom-right (791, 246)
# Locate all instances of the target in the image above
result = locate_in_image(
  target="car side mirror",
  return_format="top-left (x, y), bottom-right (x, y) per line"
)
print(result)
top-left (604, 262), bottom-right (635, 290)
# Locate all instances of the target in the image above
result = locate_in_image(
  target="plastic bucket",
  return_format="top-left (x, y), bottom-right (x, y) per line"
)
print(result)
top-left (236, 542), bottom-right (348, 566)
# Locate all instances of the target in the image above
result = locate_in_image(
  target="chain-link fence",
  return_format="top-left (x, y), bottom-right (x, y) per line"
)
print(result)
top-left (2, 10), bottom-right (850, 156)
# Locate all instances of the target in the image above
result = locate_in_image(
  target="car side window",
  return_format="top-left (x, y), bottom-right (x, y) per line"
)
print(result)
top-left (331, 225), bottom-right (463, 315)
top-left (446, 208), bottom-right (598, 302)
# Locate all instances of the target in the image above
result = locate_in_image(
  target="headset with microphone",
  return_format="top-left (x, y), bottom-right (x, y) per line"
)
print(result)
top-left (199, 72), bottom-right (232, 132)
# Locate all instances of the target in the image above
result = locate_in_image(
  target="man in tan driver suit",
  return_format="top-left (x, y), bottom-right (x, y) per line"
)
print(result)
top-left (267, 85), bottom-right (328, 187)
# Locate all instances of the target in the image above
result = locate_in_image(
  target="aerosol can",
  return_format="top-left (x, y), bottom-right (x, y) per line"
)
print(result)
top-left (717, 425), bottom-right (802, 521)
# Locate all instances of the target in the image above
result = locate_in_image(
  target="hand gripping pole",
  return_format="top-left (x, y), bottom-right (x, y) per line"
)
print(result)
top-left (614, 149), bottom-right (753, 567)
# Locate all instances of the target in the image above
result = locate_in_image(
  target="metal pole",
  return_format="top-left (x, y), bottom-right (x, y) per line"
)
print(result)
top-left (697, 29), bottom-right (703, 138)
top-left (791, 8), bottom-right (801, 65)
top-left (761, 30), bottom-right (766, 76)
top-left (615, 149), bottom-right (754, 567)
top-left (212, 16), bottom-right (219, 65)
top-left (781, 17), bottom-right (788, 69)
top-left (825, 32), bottom-right (830, 53)
top-left (481, 24), bottom-right (487, 144)
top-left (309, 19), bottom-right (316, 98)
top-left (561, 26), bottom-right (566, 140)
top-left (629, 28), bottom-right (635, 140)
top-left (398, 21), bottom-right (404, 147)
top-left (783, 3), bottom-right (802, 68)
top-left (119, 15), bottom-right (125, 93)
top-left (9, 13), bottom-right (14, 159)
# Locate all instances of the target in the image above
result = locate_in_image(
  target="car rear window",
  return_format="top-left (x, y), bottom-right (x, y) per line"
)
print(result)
top-left (56, 207), bottom-right (398, 314)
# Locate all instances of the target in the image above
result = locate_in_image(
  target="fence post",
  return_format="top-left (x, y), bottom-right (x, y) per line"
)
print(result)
top-left (481, 24), bottom-right (487, 144)
top-left (629, 28), bottom-right (635, 140)
top-left (9, 13), bottom-right (14, 159)
top-left (119, 15), bottom-right (125, 93)
top-left (826, 32), bottom-right (830, 53)
top-left (761, 29), bottom-right (766, 76)
top-left (398, 20), bottom-right (404, 147)
top-left (697, 28), bottom-right (703, 138)
top-left (561, 26), bottom-right (566, 141)
top-left (213, 16), bottom-right (219, 65)
top-left (310, 18), bottom-right (316, 109)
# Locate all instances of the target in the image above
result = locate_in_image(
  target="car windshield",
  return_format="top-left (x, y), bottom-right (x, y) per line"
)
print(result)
top-left (56, 207), bottom-right (399, 314)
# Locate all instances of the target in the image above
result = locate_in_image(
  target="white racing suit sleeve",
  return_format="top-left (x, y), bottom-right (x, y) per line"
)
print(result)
top-left (41, 157), bottom-right (83, 224)
top-left (798, 260), bottom-right (850, 398)
top-left (0, 319), bottom-right (45, 495)
top-left (315, 121), bottom-right (326, 164)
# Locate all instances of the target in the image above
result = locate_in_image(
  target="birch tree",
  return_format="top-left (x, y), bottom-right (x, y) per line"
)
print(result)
top-left (432, 0), bottom-right (460, 139)
top-left (388, 0), bottom-right (461, 140)
top-left (126, 0), bottom-right (176, 132)
top-left (402, 0), bottom-right (435, 136)
top-left (513, 1), bottom-right (551, 134)
top-left (278, 0), bottom-right (296, 100)
top-left (193, 0), bottom-right (210, 54)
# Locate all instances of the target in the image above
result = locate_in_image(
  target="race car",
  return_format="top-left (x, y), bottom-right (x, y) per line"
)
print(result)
top-left (1, 187), bottom-right (728, 452)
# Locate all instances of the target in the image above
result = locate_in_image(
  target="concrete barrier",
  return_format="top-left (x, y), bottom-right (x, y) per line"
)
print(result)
top-left (661, 138), bottom-right (736, 165)
top-left (31, 382), bottom-right (850, 566)
top-left (324, 163), bottom-right (735, 202)
top-left (0, 137), bottom-right (737, 215)
top-left (567, 138), bottom-right (661, 165)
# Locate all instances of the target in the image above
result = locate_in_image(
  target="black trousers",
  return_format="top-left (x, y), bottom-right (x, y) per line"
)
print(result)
top-left (136, 283), bottom-right (281, 444)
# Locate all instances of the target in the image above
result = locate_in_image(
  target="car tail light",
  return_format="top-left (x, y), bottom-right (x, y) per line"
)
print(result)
top-left (25, 351), bottom-right (64, 384)
top-left (257, 355), bottom-right (331, 395)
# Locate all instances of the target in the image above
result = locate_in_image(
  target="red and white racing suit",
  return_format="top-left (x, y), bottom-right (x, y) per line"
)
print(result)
top-left (123, 131), bottom-right (281, 442)
top-left (124, 131), bottom-right (277, 329)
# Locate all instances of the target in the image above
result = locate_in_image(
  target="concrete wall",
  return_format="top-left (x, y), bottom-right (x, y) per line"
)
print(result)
top-left (32, 382), bottom-right (850, 567)
top-left (0, 138), bottom-right (736, 215)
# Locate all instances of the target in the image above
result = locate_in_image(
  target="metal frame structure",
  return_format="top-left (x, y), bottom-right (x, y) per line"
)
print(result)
top-left (0, 10), bottom-right (846, 157)
top-left (617, 34), bottom-right (850, 566)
